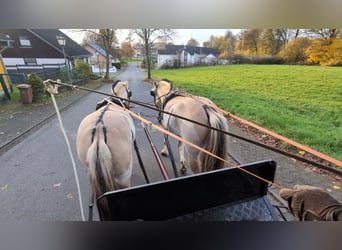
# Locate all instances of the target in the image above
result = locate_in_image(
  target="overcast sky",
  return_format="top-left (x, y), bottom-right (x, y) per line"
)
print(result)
top-left (61, 29), bottom-right (241, 46)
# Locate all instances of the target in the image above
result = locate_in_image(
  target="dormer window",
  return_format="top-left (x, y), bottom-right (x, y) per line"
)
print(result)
top-left (19, 36), bottom-right (31, 47)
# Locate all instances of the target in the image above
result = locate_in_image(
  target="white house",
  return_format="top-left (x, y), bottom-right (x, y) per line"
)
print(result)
top-left (157, 44), bottom-right (219, 69)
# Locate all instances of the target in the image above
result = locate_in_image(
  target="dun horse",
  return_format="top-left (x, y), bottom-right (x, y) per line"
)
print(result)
top-left (150, 79), bottom-right (228, 174)
top-left (76, 80), bottom-right (135, 214)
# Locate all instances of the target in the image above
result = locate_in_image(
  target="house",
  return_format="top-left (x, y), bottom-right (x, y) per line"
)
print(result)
top-left (83, 42), bottom-right (114, 76)
top-left (156, 44), bottom-right (219, 69)
top-left (0, 29), bottom-right (92, 82)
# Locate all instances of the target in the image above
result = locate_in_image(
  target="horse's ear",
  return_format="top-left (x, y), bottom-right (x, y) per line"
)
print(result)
top-left (124, 80), bottom-right (128, 87)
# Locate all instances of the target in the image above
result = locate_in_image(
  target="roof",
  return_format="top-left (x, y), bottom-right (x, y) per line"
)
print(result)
top-left (0, 29), bottom-right (91, 59)
top-left (84, 42), bottom-right (112, 58)
top-left (158, 44), bottom-right (219, 56)
top-left (0, 33), bottom-right (14, 51)
top-left (29, 29), bottom-right (92, 58)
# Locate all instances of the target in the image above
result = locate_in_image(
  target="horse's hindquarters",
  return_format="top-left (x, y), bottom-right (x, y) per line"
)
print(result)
top-left (76, 109), bottom-right (135, 199)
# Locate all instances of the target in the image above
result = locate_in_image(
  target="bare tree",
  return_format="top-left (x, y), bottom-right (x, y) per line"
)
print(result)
top-left (98, 29), bottom-right (118, 79)
top-left (308, 29), bottom-right (341, 40)
top-left (83, 29), bottom-right (118, 79)
top-left (187, 38), bottom-right (200, 47)
top-left (132, 29), bottom-right (177, 79)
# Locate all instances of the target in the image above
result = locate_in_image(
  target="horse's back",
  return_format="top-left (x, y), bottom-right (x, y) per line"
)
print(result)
top-left (76, 108), bottom-right (135, 167)
top-left (164, 97), bottom-right (214, 137)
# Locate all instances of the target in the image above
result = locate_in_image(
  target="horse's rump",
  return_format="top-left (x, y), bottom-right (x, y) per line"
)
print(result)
top-left (163, 96), bottom-right (228, 172)
top-left (76, 107), bottom-right (135, 199)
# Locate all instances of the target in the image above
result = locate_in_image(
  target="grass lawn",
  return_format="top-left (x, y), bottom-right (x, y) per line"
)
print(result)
top-left (152, 65), bottom-right (342, 161)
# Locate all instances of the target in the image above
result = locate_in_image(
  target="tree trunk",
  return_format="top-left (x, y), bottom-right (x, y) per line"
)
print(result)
top-left (144, 36), bottom-right (151, 79)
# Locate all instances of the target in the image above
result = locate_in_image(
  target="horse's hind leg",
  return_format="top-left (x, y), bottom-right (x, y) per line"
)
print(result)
top-left (178, 141), bottom-right (187, 173)
top-left (160, 138), bottom-right (168, 156)
top-left (186, 146), bottom-right (201, 174)
top-left (188, 158), bottom-right (201, 174)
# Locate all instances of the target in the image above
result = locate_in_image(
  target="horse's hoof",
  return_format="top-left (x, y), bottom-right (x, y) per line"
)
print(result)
top-left (160, 150), bottom-right (168, 156)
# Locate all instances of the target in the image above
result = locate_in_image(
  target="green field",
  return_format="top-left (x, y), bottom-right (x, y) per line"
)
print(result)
top-left (152, 65), bottom-right (342, 161)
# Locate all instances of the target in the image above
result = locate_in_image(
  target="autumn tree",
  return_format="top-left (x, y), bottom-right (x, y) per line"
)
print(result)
top-left (121, 41), bottom-right (134, 59)
top-left (203, 33), bottom-right (235, 59)
top-left (224, 30), bottom-right (237, 52)
top-left (132, 29), bottom-right (177, 79)
top-left (260, 29), bottom-right (277, 55)
top-left (279, 37), bottom-right (311, 64)
top-left (306, 37), bottom-right (342, 66)
top-left (236, 29), bottom-right (262, 55)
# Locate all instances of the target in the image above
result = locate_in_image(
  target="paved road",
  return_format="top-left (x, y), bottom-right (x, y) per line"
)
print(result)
top-left (0, 63), bottom-right (180, 221)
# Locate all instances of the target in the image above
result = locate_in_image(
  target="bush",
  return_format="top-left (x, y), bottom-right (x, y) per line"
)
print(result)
top-left (27, 72), bottom-right (45, 102)
top-left (306, 38), bottom-right (342, 66)
top-left (112, 62), bottom-right (121, 70)
top-left (250, 56), bottom-right (284, 64)
top-left (229, 54), bottom-right (284, 65)
top-left (75, 59), bottom-right (91, 78)
top-left (279, 37), bottom-right (311, 64)
top-left (140, 59), bottom-right (155, 69)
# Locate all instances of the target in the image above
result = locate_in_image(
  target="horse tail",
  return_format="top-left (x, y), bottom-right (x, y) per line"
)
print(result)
top-left (87, 128), bottom-right (116, 199)
top-left (201, 105), bottom-right (228, 172)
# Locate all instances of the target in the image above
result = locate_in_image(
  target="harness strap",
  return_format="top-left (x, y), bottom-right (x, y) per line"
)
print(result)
top-left (158, 91), bottom-right (185, 123)
top-left (91, 105), bottom-right (109, 143)
top-left (96, 97), bottom-right (127, 110)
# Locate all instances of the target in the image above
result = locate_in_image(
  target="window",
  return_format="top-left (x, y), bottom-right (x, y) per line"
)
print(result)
top-left (19, 36), bottom-right (31, 47)
top-left (24, 58), bottom-right (37, 65)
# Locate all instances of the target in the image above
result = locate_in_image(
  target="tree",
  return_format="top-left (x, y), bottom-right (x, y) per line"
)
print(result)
top-left (224, 30), bottom-right (237, 52)
top-left (98, 29), bottom-right (118, 79)
top-left (308, 29), bottom-right (341, 40)
top-left (203, 34), bottom-right (235, 59)
top-left (236, 29), bottom-right (262, 55)
top-left (186, 38), bottom-right (200, 47)
top-left (132, 29), bottom-right (177, 79)
top-left (306, 38), bottom-right (342, 66)
top-left (83, 29), bottom-right (118, 79)
top-left (260, 29), bottom-right (277, 55)
top-left (279, 37), bottom-right (311, 64)
top-left (121, 41), bottom-right (134, 59)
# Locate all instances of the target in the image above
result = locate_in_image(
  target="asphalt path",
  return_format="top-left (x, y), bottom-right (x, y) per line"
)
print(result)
top-left (0, 63), bottom-right (180, 221)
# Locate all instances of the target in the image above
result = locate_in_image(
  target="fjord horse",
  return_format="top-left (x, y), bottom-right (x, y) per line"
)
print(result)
top-left (150, 79), bottom-right (228, 174)
top-left (76, 80), bottom-right (135, 215)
